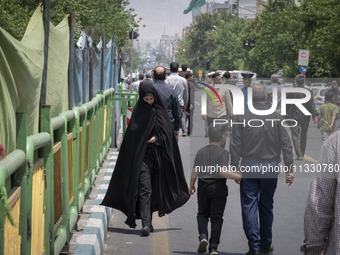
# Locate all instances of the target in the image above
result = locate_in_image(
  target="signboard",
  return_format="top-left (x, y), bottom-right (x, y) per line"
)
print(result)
top-left (299, 66), bottom-right (307, 73)
top-left (199, 70), bottom-right (203, 77)
top-left (298, 49), bottom-right (309, 66)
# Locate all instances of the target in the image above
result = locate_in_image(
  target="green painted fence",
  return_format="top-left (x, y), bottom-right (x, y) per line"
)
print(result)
top-left (0, 88), bottom-right (138, 255)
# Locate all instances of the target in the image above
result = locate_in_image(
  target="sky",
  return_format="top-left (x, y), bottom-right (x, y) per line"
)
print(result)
top-left (127, 0), bottom-right (195, 41)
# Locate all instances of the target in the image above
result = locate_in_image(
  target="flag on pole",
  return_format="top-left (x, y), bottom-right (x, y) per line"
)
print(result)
top-left (184, 0), bottom-right (206, 14)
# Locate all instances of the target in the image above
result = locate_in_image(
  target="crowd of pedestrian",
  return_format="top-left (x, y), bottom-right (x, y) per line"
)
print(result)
top-left (101, 64), bottom-right (339, 255)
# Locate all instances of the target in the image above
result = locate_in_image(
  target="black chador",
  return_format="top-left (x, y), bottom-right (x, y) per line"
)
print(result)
top-left (101, 80), bottom-right (190, 229)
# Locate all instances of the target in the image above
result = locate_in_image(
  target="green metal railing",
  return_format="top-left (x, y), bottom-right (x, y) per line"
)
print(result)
top-left (114, 88), bottom-right (138, 136)
top-left (0, 87), bottom-right (120, 255)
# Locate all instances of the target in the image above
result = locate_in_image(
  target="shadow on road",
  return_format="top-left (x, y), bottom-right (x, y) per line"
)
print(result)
top-left (153, 227), bottom-right (183, 233)
top-left (108, 227), bottom-right (140, 236)
top-left (108, 227), bottom-right (183, 235)
top-left (172, 251), bottom-right (244, 255)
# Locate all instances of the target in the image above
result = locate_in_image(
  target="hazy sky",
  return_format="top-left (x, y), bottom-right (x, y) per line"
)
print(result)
top-left (127, 0), bottom-right (195, 41)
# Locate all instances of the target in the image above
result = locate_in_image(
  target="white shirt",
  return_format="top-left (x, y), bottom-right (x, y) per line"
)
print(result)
top-left (166, 73), bottom-right (188, 107)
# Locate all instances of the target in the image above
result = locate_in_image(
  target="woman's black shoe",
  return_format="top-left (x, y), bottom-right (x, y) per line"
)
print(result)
top-left (140, 227), bottom-right (151, 236)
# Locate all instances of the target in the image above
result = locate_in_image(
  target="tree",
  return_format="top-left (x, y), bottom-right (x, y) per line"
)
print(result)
top-left (176, 11), bottom-right (248, 74)
top-left (241, 0), bottom-right (301, 77)
top-left (242, 0), bottom-right (340, 78)
top-left (126, 47), bottom-right (141, 74)
top-left (208, 13), bottom-right (248, 71)
top-left (297, 0), bottom-right (340, 77)
top-left (0, 0), bottom-right (141, 51)
top-left (176, 13), bottom-right (222, 73)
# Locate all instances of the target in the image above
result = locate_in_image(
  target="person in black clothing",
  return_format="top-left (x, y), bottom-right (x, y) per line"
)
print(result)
top-left (189, 124), bottom-right (242, 255)
top-left (179, 63), bottom-right (188, 78)
top-left (230, 83), bottom-right (294, 255)
top-left (287, 74), bottom-right (317, 160)
top-left (185, 72), bottom-right (195, 136)
top-left (328, 80), bottom-right (339, 102)
top-left (101, 81), bottom-right (190, 236)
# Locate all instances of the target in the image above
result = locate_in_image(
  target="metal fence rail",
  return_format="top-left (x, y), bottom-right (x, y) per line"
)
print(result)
top-left (0, 87), bottom-right (141, 255)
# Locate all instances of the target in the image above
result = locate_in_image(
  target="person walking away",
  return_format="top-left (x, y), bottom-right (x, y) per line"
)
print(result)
top-left (133, 73), bottom-right (144, 90)
top-left (153, 66), bottom-right (182, 140)
top-left (266, 74), bottom-right (282, 113)
top-left (101, 81), bottom-right (190, 235)
top-left (166, 62), bottom-right (188, 136)
top-left (189, 124), bottom-right (242, 255)
top-left (301, 130), bottom-right (340, 255)
top-left (240, 73), bottom-right (254, 110)
top-left (185, 72), bottom-right (196, 136)
top-left (287, 74), bottom-right (317, 160)
top-left (179, 63), bottom-right (188, 78)
top-left (230, 83), bottom-right (294, 255)
top-left (201, 72), bottom-right (233, 143)
top-left (317, 91), bottom-right (339, 143)
top-left (328, 80), bottom-right (339, 103)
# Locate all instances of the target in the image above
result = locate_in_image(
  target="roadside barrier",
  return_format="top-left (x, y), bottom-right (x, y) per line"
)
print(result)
top-left (113, 86), bottom-right (138, 136)
top-left (0, 88), bottom-right (116, 255)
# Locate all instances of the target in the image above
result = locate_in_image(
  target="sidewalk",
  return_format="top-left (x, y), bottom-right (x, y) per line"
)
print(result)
top-left (69, 149), bottom-right (119, 255)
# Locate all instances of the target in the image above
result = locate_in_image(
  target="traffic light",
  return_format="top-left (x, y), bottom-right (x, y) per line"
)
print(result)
top-left (206, 60), bottom-right (210, 70)
top-left (129, 31), bottom-right (139, 39)
top-left (243, 39), bottom-right (255, 48)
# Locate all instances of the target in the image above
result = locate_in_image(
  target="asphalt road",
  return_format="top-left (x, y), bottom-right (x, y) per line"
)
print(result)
top-left (103, 90), bottom-right (339, 255)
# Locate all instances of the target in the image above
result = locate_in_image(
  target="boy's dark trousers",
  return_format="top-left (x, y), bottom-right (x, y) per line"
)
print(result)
top-left (197, 182), bottom-right (228, 250)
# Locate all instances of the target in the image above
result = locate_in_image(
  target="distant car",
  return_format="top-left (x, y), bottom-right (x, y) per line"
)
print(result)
top-left (310, 82), bottom-right (327, 88)
top-left (257, 80), bottom-right (271, 86)
top-left (313, 87), bottom-right (328, 110)
top-left (282, 83), bottom-right (293, 87)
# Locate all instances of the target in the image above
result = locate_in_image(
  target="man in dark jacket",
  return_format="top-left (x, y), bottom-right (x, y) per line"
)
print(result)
top-left (153, 66), bottom-right (182, 140)
top-left (230, 83), bottom-right (294, 255)
top-left (287, 74), bottom-right (317, 160)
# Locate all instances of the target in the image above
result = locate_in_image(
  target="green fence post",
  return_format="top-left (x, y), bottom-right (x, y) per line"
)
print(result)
top-left (71, 108), bottom-right (81, 224)
top-left (121, 98), bottom-right (127, 137)
top-left (107, 94), bottom-right (114, 150)
top-left (77, 106), bottom-right (87, 207)
top-left (91, 97), bottom-right (99, 180)
top-left (96, 93), bottom-right (104, 164)
top-left (15, 112), bottom-right (28, 255)
top-left (39, 106), bottom-right (54, 255)
top-left (59, 111), bottom-right (77, 243)
top-left (84, 101), bottom-right (95, 196)
top-left (0, 150), bottom-right (26, 255)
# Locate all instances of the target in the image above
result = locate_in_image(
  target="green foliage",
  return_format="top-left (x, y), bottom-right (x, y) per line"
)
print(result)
top-left (0, 0), bottom-right (34, 39)
top-left (297, 0), bottom-right (340, 77)
top-left (242, 0), bottom-right (301, 77)
top-left (176, 0), bottom-right (340, 78)
top-left (0, 0), bottom-right (140, 51)
top-left (209, 13), bottom-right (247, 71)
top-left (176, 12), bottom-right (223, 73)
top-left (126, 47), bottom-right (141, 73)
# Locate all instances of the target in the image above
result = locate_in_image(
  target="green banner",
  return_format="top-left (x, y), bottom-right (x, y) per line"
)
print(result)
top-left (184, 0), bottom-right (206, 14)
top-left (0, 6), bottom-right (69, 154)
top-left (0, 7), bottom-right (44, 153)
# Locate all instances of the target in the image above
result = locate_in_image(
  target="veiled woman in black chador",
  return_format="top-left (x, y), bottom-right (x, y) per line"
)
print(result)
top-left (101, 80), bottom-right (190, 236)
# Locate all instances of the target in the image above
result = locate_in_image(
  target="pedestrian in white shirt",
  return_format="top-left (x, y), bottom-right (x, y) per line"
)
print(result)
top-left (166, 62), bottom-right (188, 137)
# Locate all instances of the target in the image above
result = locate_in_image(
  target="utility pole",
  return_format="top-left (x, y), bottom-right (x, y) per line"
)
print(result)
top-left (130, 28), bottom-right (134, 75)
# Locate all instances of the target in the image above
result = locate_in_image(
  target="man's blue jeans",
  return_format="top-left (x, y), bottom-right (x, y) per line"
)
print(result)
top-left (240, 158), bottom-right (278, 251)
